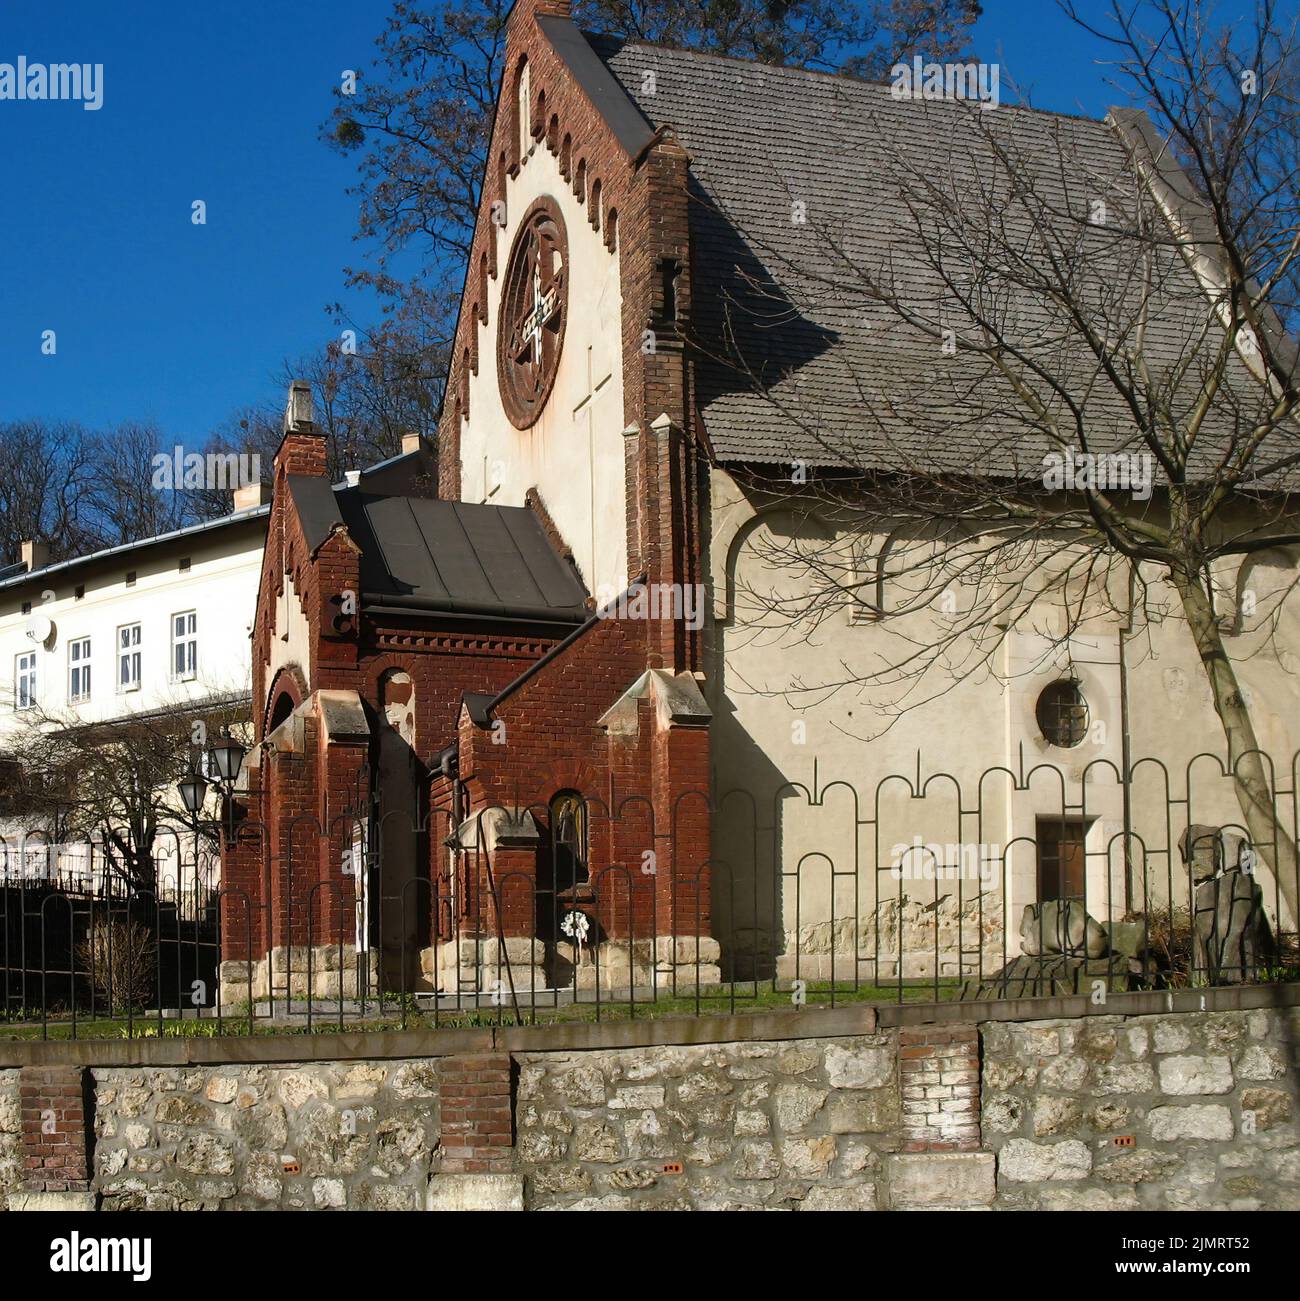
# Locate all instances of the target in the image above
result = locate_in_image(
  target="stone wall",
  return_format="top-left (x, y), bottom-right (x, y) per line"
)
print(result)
top-left (514, 1036), bottom-right (893, 1210)
top-left (1, 991), bottom-right (1297, 1211)
top-left (92, 1059), bottom-right (439, 1210)
top-left (982, 1006), bottom-right (1300, 1210)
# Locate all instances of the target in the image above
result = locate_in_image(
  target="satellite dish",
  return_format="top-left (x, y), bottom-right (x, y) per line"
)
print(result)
top-left (25, 615), bottom-right (54, 645)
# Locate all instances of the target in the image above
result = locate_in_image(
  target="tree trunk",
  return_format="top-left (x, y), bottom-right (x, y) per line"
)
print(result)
top-left (1172, 570), bottom-right (1298, 927)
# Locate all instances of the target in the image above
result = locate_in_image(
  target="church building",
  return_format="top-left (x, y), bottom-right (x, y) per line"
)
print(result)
top-left (221, 0), bottom-right (1300, 1004)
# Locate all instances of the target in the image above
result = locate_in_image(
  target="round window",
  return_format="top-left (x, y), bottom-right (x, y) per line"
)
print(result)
top-left (497, 197), bottom-right (568, 428)
top-left (1036, 679), bottom-right (1089, 748)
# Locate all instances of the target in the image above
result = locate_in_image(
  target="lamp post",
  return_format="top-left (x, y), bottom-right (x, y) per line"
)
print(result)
top-left (208, 735), bottom-right (247, 846)
top-left (176, 734), bottom-right (246, 847)
top-left (176, 770), bottom-right (209, 908)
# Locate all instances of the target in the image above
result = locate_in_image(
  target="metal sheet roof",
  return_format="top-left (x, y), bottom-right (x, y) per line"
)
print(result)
top-left (336, 492), bottom-right (588, 624)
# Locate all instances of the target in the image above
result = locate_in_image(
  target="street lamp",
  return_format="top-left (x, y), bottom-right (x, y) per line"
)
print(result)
top-left (205, 734), bottom-right (249, 847)
top-left (177, 771), bottom-right (209, 816)
top-left (209, 737), bottom-right (246, 785)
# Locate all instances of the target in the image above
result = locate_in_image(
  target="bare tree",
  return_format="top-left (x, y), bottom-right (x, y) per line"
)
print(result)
top-left (3, 692), bottom-right (249, 893)
top-left (322, 0), bottom-right (983, 412)
top-left (0, 421), bottom-right (100, 564)
top-left (702, 0), bottom-right (1300, 917)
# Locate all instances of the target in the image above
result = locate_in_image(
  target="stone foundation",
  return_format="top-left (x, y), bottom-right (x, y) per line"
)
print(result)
top-left (218, 945), bottom-right (380, 1008)
top-left (729, 893), bottom-right (1009, 981)
top-left (422, 937), bottom-right (549, 996)
top-left (565, 937), bottom-right (722, 991)
top-left (422, 935), bottom-right (722, 995)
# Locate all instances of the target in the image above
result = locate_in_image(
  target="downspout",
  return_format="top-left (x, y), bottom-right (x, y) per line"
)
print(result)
top-left (1119, 565), bottom-right (1135, 914)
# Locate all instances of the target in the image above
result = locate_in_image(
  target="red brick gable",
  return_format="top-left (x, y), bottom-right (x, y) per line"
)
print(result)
top-left (436, 0), bottom-right (706, 668)
top-left (222, 1), bottom-right (719, 984)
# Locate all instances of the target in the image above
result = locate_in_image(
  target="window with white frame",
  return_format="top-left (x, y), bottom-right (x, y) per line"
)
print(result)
top-left (68, 637), bottom-right (91, 702)
top-left (14, 652), bottom-right (36, 711)
top-left (117, 623), bottom-right (141, 692)
top-left (171, 611), bottom-right (197, 681)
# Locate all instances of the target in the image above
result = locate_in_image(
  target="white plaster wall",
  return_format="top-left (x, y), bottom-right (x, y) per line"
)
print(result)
top-left (707, 467), bottom-right (1300, 969)
top-left (459, 136), bottom-right (627, 597)
top-left (0, 523), bottom-right (262, 736)
top-left (264, 569), bottom-right (311, 702)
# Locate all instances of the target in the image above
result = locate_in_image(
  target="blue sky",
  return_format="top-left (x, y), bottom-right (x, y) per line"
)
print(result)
top-left (0, 1), bottom-right (1187, 438)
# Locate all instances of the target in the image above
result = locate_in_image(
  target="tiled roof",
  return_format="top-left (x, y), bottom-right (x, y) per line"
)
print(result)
top-left (593, 37), bottom-right (1278, 480)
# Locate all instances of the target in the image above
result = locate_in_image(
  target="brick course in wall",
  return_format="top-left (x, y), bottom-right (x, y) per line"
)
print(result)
top-left (438, 1053), bottom-right (515, 1174)
top-left (899, 1024), bottom-right (980, 1151)
top-left (18, 1065), bottom-right (89, 1193)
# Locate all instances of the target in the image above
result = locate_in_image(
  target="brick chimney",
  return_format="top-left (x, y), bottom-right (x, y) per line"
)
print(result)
top-left (274, 380), bottom-right (327, 477)
top-left (20, 541), bottom-right (48, 573)
top-left (401, 431), bottom-right (424, 456)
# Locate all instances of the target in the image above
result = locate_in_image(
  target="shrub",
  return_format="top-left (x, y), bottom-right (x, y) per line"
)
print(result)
top-left (76, 918), bottom-right (156, 1011)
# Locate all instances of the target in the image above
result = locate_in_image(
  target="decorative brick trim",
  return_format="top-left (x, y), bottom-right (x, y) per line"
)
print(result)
top-left (898, 1024), bottom-right (980, 1152)
top-left (19, 1065), bottom-right (91, 1193)
top-left (439, 1053), bottom-right (515, 1173)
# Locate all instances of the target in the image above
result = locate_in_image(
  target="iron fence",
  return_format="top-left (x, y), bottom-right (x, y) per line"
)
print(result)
top-left (2, 748), bottom-right (1298, 1039)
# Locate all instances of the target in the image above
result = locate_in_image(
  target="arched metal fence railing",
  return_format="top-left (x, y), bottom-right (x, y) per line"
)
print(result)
top-left (1, 747), bottom-right (1296, 1039)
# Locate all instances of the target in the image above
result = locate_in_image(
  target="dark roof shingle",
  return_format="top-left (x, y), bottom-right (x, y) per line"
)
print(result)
top-left (592, 37), bottom-right (1277, 481)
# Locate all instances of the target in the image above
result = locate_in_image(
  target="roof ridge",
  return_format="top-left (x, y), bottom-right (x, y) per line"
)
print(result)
top-left (591, 30), bottom-right (1114, 128)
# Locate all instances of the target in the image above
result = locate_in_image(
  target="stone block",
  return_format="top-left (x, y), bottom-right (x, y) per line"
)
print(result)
top-left (479, 937), bottom-right (547, 965)
top-left (654, 936), bottom-right (722, 965)
top-left (998, 1138), bottom-right (1092, 1182)
top-left (800, 1184), bottom-right (877, 1210)
top-left (427, 1173), bottom-right (524, 1211)
top-left (1158, 1055), bottom-right (1233, 1095)
top-left (1147, 1104), bottom-right (1234, 1142)
top-left (8, 1191), bottom-right (97, 1211)
top-left (887, 1152), bottom-right (995, 1208)
top-left (828, 1090), bottom-right (898, 1134)
top-left (1237, 1046), bottom-right (1287, 1081)
top-left (269, 946), bottom-right (311, 974)
top-left (1152, 1021), bottom-right (1192, 1053)
top-left (1094, 1063), bottom-right (1156, 1094)
top-left (825, 1042), bottom-right (893, 1089)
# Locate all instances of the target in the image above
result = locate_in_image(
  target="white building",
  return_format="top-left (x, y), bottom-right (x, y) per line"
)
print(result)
top-left (0, 486), bottom-right (269, 899)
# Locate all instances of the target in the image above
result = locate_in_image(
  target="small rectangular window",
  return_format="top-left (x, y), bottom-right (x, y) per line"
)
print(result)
top-left (14, 652), bottom-right (36, 711)
top-left (179, 558), bottom-right (191, 573)
top-left (117, 623), bottom-right (141, 692)
top-left (74, 585), bottom-right (84, 601)
top-left (1037, 818), bottom-right (1089, 902)
top-left (68, 637), bottom-right (91, 703)
top-left (171, 611), bottom-right (197, 681)
top-left (20, 601), bottom-right (30, 616)
top-left (125, 571), bottom-right (136, 588)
